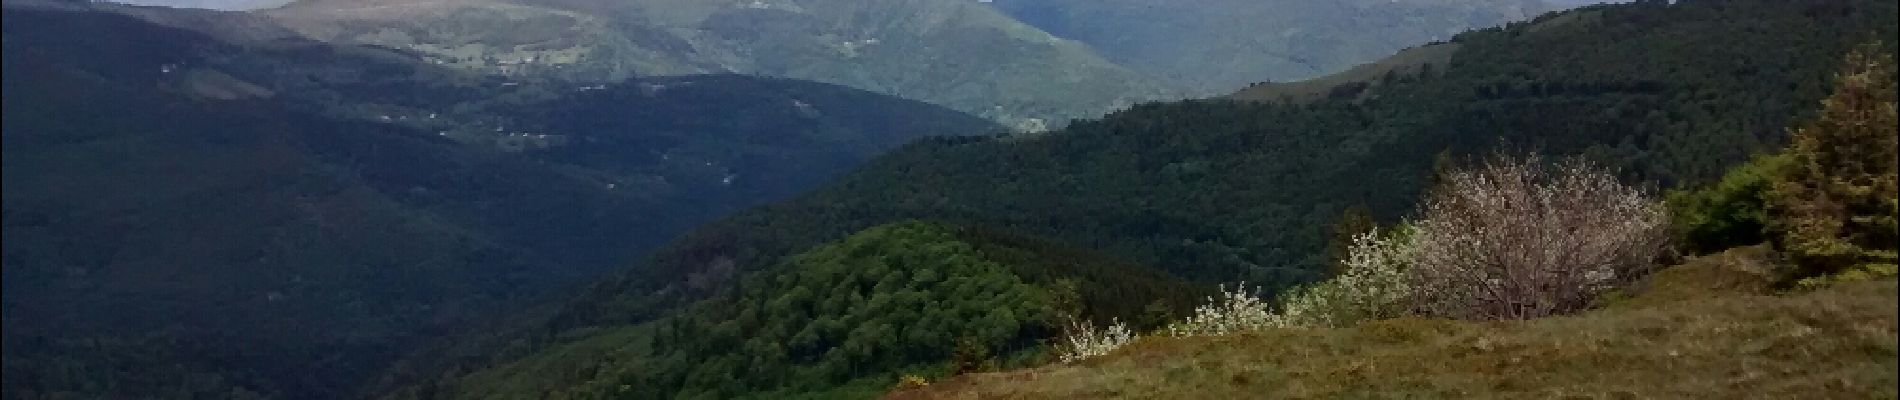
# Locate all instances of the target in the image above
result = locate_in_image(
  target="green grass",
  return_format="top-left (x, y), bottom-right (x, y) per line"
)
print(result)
top-left (888, 247), bottom-right (1900, 399)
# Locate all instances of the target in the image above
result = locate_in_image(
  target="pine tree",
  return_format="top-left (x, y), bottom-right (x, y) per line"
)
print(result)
top-left (1767, 43), bottom-right (1899, 283)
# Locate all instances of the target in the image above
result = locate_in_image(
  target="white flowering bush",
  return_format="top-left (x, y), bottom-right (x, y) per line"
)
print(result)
top-left (1056, 318), bottom-right (1136, 363)
top-left (1143, 154), bottom-right (1663, 343)
top-left (1165, 282), bottom-right (1280, 336)
top-left (1409, 154), bottom-right (1669, 320)
top-left (1276, 228), bottom-right (1417, 327)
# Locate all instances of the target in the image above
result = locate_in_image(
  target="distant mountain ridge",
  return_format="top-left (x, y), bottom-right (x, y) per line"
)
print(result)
top-left (263, 0), bottom-right (1177, 130)
top-left (254, 0), bottom-right (1562, 128)
top-left (988, 0), bottom-right (1552, 94)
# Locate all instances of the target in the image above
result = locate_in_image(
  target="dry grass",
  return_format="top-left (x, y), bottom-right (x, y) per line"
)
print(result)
top-left (887, 247), bottom-right (1899, 400)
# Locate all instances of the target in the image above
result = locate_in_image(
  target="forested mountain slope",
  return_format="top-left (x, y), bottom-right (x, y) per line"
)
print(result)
top-left (890, 32), bottom-right (1900, 398)
top-left (468, 0), bottom-right (1896, 384)
top-left (2, 10), bottom-right (622, 397)
top-left (0, 3), bottom-right (995, 398)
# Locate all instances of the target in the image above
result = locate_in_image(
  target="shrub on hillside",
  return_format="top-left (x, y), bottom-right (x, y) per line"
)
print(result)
top-left (1162, 227), bottom-right (1416, 335)
top-left (1276, 227), bottom-right (1417, 327)
top-left (1410, 154), bottom-right (1670, 320)
top-left (1165, 283), bottom-right (1278, 337)
top-left (1666, 154), bottom-right (1789, 255)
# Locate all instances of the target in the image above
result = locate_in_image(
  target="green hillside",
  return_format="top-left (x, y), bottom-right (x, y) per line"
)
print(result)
top-left (0, 4), bottom-right (995, 398)
top-left (1, 12), bottom-right (603, 396)
top-left (888, 31), bottom-right (1900, 397)
top-left (7, 0), bottom-right (1896, 399)
top-left (546, 0), bottom-right (1895, 331)
top-left (381, 222), bottom-right (1205, 399)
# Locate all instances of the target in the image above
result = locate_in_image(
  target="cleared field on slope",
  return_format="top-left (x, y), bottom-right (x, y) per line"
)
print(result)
top-left (1226, 43), bottom-right (1457, 104)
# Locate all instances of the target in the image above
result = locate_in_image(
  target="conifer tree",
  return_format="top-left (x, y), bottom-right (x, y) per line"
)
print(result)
top-left (1767, 44), bottom-right (1899, 282)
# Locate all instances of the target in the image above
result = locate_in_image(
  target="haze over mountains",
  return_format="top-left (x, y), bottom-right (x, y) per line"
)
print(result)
top-left (90, 0), bottom-right (1576, 130)
top-left (4, 0), bottom-right (1893, 399)
top-left (255, 0), bottom-right (1560, 129)
top-left (988, 0), bottom-right (1550, 93)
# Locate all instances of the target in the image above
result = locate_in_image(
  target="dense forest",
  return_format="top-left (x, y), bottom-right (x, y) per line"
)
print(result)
top-left (381, 222), bottom-right (1204, 399)
top-left (370, 0), bottom-right (1897, 398)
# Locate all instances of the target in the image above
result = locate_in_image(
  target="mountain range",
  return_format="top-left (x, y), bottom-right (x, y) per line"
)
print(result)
top-left (363, 0), bottom-right (1898, 398)
top-left (988, 0), bottom-right (1550, 93)
top-left (5, 0), bottom-right (1892, 399)
top-left (257, 0), bottom-right (1557, 129)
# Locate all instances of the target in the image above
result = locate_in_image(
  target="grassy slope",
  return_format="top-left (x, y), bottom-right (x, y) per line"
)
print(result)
top-left (1225, 7), bottom-right (1613, 104)
top-left (887, 247), bottom-right (1899, 399)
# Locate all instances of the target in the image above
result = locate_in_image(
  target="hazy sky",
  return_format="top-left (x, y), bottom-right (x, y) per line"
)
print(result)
top-left (104, 0), bottom-right (294, 11)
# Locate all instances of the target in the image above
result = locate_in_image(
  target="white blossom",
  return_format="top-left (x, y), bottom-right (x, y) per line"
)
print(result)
top-left (1056, 318), bottom-right (1136, 363)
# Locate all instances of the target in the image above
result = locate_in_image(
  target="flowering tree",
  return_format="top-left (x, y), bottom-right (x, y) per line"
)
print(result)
top-left (1055, 318), bottom-right (1135, 363)
top-left (1409, 154), bottom-right (1669, 320)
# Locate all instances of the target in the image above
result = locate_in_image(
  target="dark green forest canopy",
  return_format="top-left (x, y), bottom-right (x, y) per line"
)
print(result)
top-left (382, 222), bottom-right (1204, 399)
